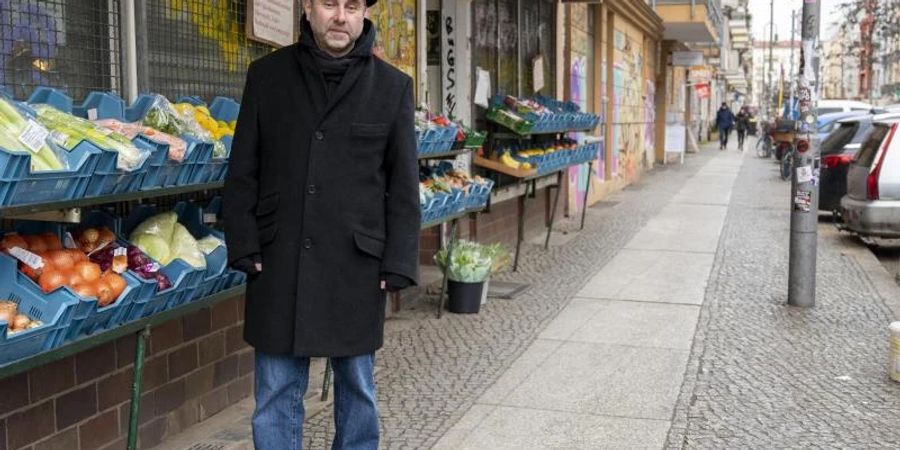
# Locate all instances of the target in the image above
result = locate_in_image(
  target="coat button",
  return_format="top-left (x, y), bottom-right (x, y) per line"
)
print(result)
top-left (303, 238), bottom-right (313, 249)
top-left (307, 185), bottom-right (317, 194)
top-left (315, 131), bottom-right (324, 140)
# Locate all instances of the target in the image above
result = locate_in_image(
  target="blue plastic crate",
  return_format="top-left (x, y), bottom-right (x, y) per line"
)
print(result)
top-left (174, 202), bottom-right (229, 299)
top-left (61, 272), bottom-right (140, 343)
top-left (74, 91), bottom-right (127, 121)
top-left (176, 95), bottom-right (206, 107)
top-left (209, 97), bottom-right (240, 122)
top-left (83, 138), bottom-right (154, 197)
top-left (27, 87), bottom-right (73, 112)
top-left (122, 204), bottom-right (206, 308)
top-left (0, 254), bottom-right (82, 365)
top-left (0, 140), bottom-right (100, 207)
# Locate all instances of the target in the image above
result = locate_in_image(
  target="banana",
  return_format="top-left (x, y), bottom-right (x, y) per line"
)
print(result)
top-left (500, 152), bottom-right (521, 169)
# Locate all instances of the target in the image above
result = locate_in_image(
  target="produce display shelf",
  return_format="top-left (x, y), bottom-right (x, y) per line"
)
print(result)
top-left (488, 125), bottom-right (598, 139)
top-left (421, 206), bottom-right (484, 230)
top-left (418, 147), bottom-right (475, 161)
top-left (0, 181), bottom-right (224, 218)
top-left (0, 285), bottom-right (245, 379)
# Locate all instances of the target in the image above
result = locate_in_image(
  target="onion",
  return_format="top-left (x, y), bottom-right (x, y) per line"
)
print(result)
top-left (0, 234), bottom-right (28, 252)
top-left (13, 314), bottom-right (30, 330)
top-left (72, 283), bottom-right (97, 299)
top-left (38, 269), bottom-right (67, 293)
top-left (80, 228), bottom-right (100, 244)
top-left (24, 235), bottom-right (47, 254)
top-left (75, 261), bottom-right (101, 282)
top-left (95, 280), bottom-right (115, 306)
top-left (41, 233), bottom-right (62, 251)
top-left (0, 309), bottom-right (14, 324)
top-left (47, 250), bottom-right (75, 271)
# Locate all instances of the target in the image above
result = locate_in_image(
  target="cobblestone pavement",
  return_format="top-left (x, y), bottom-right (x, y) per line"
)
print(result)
top-left (665, 152), bottom-right (900, 449)
top-left (299, 151), bottom-right (719, 449)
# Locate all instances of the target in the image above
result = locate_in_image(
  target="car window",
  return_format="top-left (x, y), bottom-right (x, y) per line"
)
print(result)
top-left (818, 122), bottom-right (835, 133)
top-left (850, 121), bottom-right (875, 145)
top-left (817, 107), bottom-right (842, 115)
top-left (854, 125), bottom-right (891, 167)
top-left (821, 122), bottom-right (858, 154)
top-left (851, 107), bottom-right (871, 111)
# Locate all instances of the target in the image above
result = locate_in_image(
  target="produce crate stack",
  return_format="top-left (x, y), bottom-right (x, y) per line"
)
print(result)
top-left (486, 95), bottom-right (601, 135)
top-left (420, 162), bottom-right (494, 224)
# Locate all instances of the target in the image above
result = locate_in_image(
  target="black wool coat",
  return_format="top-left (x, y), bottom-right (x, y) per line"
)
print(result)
top-left (223, 29), bottom-right (420, 357)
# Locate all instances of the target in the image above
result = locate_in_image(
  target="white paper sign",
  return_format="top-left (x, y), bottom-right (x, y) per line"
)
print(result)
top-left (203, 213), bottom-right (217, 224)
top-left (18, 120), bottom-right (50, 154)
top-left (249, 0), bottom-right (295, 48)
top-left (533, 55), bottom-right (545, 93)
top-left (114, 247), bottom-right (127, 257)
top-left (665, 125), bottom-right (686, 153)
top-left (87, 108), bottom-right (98, 121)
top-left (797, 165), bottom-right (813, 184)
top-left (474, 68), bottom-right (491, 108)
top-left (8, 247), bottom-right (44, 269)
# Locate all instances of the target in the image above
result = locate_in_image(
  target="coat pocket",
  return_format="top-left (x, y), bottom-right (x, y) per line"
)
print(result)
top-left (353, 231), bottom-right (386, 259)
top-left (257, 222), bottom-right (278, 246)
top-left (255, 192), bottom-right (279, 224)
top-left (351, 122), bottom-right (391, 138)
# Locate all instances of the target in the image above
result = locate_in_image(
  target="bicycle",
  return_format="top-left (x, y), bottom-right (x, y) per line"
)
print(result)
top-left (756, 133), bottom-right (773, 158)
top-left (779, 144), bottom-right (794, 181)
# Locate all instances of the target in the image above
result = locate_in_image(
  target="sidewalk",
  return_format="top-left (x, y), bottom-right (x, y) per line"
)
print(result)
top-left (432, 147), bottom-right (742, 449)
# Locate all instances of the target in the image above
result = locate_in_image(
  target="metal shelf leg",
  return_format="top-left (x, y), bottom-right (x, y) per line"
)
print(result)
top-left (581, 161), bottom-right (593, 231)
top-left (127, 326), bottom-right (151, 450)
top-left (544, 171), bottom-right (563, 250)
top-left (513, 193), bottom-right (526, 272)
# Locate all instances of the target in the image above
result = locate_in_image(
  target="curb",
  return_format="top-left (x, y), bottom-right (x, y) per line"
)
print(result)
top-left (826, 226), bottom-right (900, 320)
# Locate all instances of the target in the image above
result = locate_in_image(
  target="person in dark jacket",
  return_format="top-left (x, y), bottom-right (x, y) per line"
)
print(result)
top-left (715, 102), bottom-right (735, 150)
top-left (735, 106), bottom-right (750, 151)
top-left (223, 0), bottom-right (420, 448)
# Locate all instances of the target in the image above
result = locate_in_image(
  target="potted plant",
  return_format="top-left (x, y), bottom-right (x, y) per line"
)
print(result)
top-left (435, 240), bottom-right (498, 313)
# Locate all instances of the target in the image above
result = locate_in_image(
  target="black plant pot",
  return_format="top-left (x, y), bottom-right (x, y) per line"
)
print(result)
top-left (447, 280), bottom-right (485, 314)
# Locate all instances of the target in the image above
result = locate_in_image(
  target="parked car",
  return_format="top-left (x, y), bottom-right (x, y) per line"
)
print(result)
top-left (816, 111), bottom-right (869, 143)
top-left (822, 112), bottom-right (900, 212)
top-left (817, 99), bottom-right (875, 116)
top-left (839, 118), bottom-right (900, 237)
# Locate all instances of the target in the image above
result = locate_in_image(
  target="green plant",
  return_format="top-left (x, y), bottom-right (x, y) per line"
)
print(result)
top-left (434, 240), bottom-right (503, 283)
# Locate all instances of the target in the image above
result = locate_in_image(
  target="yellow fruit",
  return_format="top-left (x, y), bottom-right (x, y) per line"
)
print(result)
top-left (196, 105), bottom-right (211, 116)
top-left (228, 120), bottom-right (237, 129)
top-left (500, 153), bottom-right (521, 169)
top-left (521, 163), bottom-right (533, 170)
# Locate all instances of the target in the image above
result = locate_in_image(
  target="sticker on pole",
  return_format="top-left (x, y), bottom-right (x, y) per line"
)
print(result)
top-left (794, 190), bottom-right (812, 212)
top-left (8, 247), bottom-right (44, 269)
top-left (797, 166), bottom-right (813, 183)
top-left (18, 120), bottom-right (50, 154)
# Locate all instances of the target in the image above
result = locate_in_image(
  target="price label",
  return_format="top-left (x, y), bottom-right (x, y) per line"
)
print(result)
top-left (149, 262), bottom-right (161, 273)
top-left (87, 108), bottom-right (98, 121)
top-left (63, 232), bottom-right (77, 249)
top-left (114, 247), bottom-right (127, 257)
top-left (112, 247), bottom-right (128, 274)
top-left (203, 213), bottom-right (217, 224)
top-left (18, 120), bottom-right (50, 154)
top-left (8, 247), bottom-right (44, 269)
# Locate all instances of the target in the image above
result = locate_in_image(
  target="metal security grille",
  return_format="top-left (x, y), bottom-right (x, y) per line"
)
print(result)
top-left (0, 0), bottom-right (121, 100)
top-left (144, 0), bottom-right (276, 102)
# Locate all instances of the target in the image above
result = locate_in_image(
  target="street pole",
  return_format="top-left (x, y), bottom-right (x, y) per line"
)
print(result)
top-left (788, 0), bottom-right (821, 308)
top-left (788, 11), bottom-right (796, 119)
top-left (768, 0), bottom-right (774, 118)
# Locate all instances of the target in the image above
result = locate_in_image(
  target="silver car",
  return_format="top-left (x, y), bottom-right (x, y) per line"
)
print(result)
top-left (840, 119), bottom-right (900, 237)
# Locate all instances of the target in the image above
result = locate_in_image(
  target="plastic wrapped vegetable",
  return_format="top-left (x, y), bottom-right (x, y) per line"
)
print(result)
top-left (90, 244), bottom-right (173, 290)
top-left (172, 103), bottom-right (227, 158)
top-left (143, 95), bottom-right (225, 158)
top-left (129, 212), bottom-right (206, 269)
top-left (196, 235), bottom-right (225, 255)
top-left (93, 118), bottom-right (187, 162)
top-left (32, 105), bottom-right (150, 171)
top-left (0, 94), bottom-right (68, 171)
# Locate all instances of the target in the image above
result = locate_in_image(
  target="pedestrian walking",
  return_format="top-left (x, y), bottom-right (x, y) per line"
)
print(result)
top-left (735, 106), bottom-right (750, 151)
top-left (715, 102), bottom-right (735, 150)
top-left (223, 0), bottom-right (420, 448)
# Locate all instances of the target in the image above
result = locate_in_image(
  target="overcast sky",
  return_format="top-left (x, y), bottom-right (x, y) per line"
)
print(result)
top-left (748, 0), bottom-right (842, 42)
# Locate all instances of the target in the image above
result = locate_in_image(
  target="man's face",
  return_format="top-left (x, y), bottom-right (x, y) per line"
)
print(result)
top-left (303, 0), bottom-right (367, 57)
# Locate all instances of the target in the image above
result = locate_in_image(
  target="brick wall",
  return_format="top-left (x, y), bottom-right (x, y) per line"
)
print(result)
top-left (0, 294), bottom-right (251, 450)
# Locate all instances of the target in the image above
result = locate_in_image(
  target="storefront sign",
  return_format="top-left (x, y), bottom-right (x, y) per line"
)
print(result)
top-left (688, 66), bottom-right (712, 84)
top-left (694, 83), bottom-right (711, 99)
top-left (672, 51), bottom-right (703, 67)
top-left (247, 0), bottom-right (296, 48)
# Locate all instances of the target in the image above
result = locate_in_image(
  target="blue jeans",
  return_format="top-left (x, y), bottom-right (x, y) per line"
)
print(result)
top-left (719, 126), bottom-right (732, 148)
top-left (252, 351), bottom-right (379, 450)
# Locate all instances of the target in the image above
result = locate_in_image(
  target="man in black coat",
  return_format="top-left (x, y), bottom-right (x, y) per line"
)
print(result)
top-left (223, 0), bottom-right (420, 447)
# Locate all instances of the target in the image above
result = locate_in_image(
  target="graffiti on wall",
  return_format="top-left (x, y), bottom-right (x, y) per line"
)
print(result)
top-left (568, 54), bottom-right (589, 211)
top-left (368, 0), bottom-right (417, 84)
top-left (644, 79), bottom-right (655, 166)
top-left (611, 28), bottom-right (644, 182)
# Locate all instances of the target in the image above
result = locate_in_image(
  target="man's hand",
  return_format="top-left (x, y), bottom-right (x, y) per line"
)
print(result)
top-left (233, 254), bottom-right (262, 275)
top-left (381, 273), bottom-right (413, 292)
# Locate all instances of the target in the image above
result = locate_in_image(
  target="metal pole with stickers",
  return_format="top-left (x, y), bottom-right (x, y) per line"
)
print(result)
top-left (788, 0), bottom-right (821, 308)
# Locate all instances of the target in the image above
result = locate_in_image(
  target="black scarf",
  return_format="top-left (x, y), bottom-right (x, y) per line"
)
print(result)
top-left (299, 16), bottom-right (376, 98)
